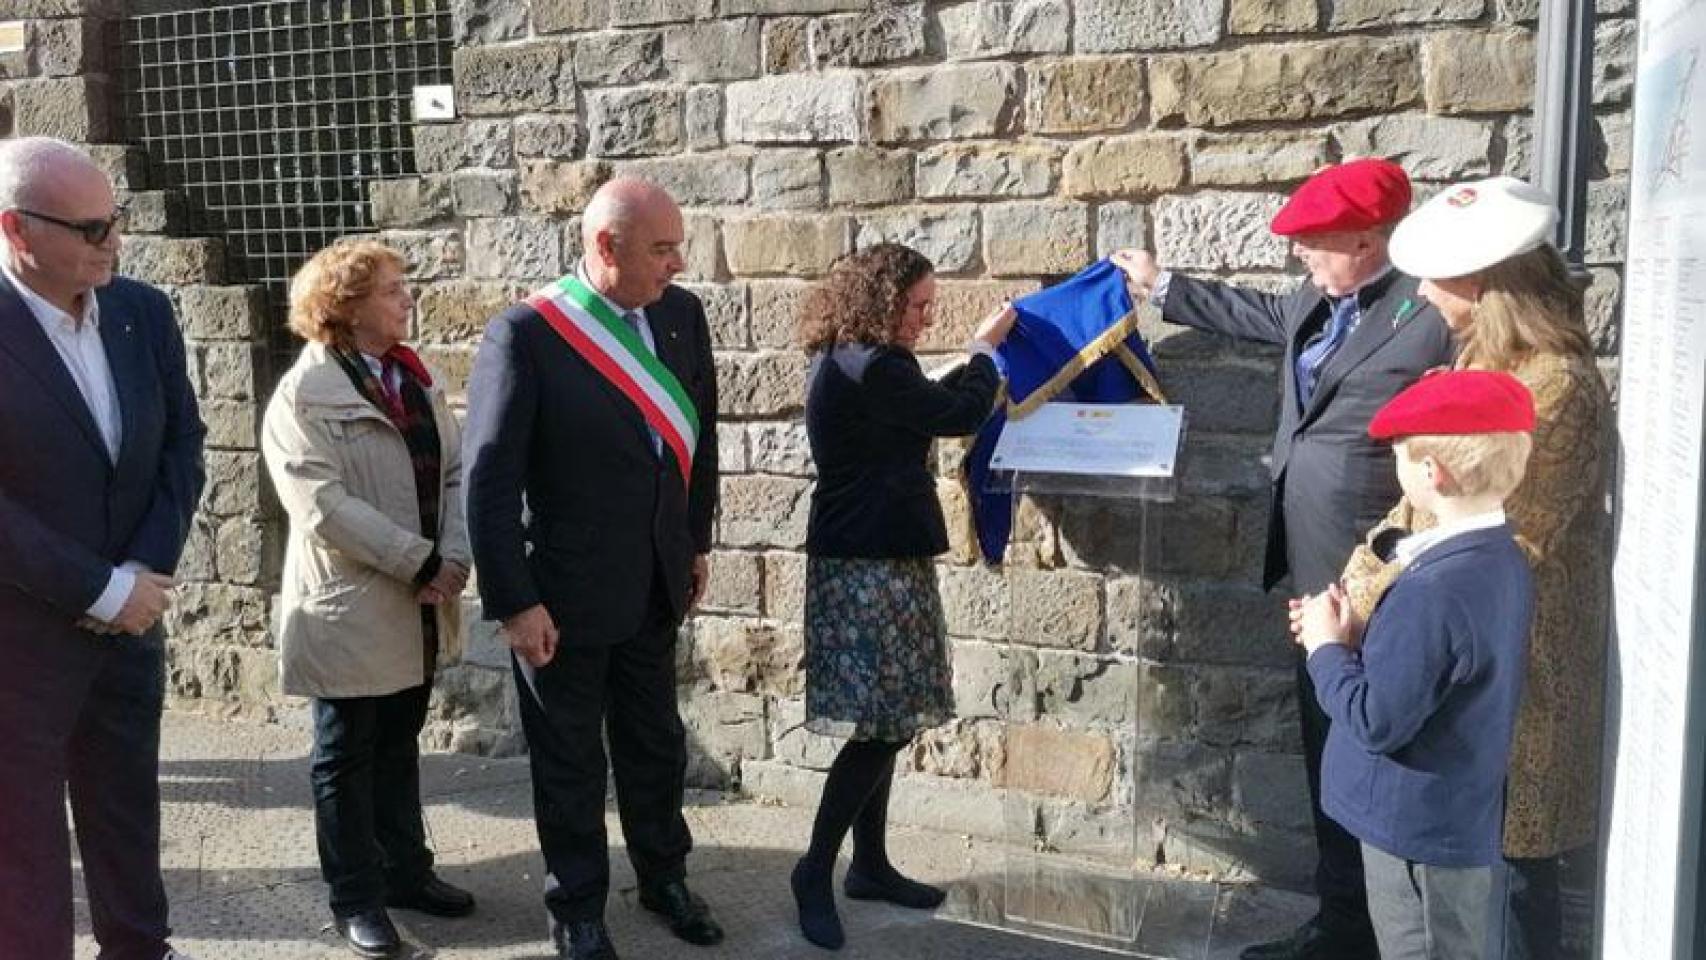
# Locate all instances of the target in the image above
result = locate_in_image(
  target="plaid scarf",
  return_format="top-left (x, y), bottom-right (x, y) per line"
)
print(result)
top-left (332, 343), bottom-right (444, 675)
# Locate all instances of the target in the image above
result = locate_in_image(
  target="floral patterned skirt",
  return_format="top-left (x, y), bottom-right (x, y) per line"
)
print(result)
top-left (803, 555), bottom-right (954, 742)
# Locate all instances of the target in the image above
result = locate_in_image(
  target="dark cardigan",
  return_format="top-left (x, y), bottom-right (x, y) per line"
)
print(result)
top-left (804, 344), bottom-right (1000, 558)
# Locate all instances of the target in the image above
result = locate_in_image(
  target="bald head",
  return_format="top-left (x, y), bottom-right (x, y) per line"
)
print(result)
top-left (582, 177), bottom-right (680, 247)
top-left (581, 177), bottom-right (686, 310)
top-left (0, 137), bottom-right (107, 213)
top-left (0, 137), bottom-right (120, 309)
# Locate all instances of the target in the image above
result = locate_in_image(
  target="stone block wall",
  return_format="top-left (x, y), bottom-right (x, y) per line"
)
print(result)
top-left (2, 0), bottom-right (1633, 885)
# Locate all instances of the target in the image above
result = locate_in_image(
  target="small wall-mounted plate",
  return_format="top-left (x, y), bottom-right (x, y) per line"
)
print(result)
top-left (413, 85), bottom-right (456, 122)
top-left (0, 22), bottom-right (26, 56)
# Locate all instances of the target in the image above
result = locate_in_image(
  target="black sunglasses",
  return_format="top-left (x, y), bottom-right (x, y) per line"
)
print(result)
top-left (14, 204), bottom-right (127, 245)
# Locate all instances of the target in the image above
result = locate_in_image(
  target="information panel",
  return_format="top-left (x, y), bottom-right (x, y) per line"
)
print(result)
top-left (1605, 3), bottom-right (1706, 956)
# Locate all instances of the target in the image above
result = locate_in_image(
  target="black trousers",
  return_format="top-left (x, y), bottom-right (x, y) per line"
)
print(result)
top-left (515, 598), bottom-right (691, 923)
top-left (1297, 656), bottom-right (1373, 937)
top-left (0, 631), bottom-right (170, 960)
top-left (1488, 852), bottom-right (1570, 960)
top-left (310, 683), bottom-right (434, 916)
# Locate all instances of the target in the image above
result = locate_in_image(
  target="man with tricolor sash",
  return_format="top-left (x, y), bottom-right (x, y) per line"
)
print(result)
top-left (464, 178), bottom-right (721, 960)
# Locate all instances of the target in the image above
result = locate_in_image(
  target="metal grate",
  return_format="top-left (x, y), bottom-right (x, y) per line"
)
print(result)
top-left (118, 0), bottom-right (453, 309)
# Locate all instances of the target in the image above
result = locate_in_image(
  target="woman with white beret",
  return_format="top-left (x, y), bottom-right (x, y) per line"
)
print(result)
top-left (1338, 176), bottom-right (1612, 960)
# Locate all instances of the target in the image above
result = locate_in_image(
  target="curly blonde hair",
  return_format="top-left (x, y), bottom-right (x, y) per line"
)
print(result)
top-left (287, 239), bottom-right (406, 347)
top-left (797, 243), bottom-right (934, 353)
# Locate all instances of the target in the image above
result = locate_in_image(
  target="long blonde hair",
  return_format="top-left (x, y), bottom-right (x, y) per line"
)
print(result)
top-left (1456, 244), bottom-right (1594, 371)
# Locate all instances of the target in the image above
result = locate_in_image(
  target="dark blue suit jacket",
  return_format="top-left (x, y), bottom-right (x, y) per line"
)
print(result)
top-left (464, 283), bottom-right (718, 645)
top-left (0, 272), bottom-right (205, 662)
top-left (1308, 524), bottom-right (1533, 867)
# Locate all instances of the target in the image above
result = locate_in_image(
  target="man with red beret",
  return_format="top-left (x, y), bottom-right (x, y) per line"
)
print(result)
top-left (1295, 369), bottom-right (1536, 960)
top-left (1114, 158), bottom-right (1455, 960)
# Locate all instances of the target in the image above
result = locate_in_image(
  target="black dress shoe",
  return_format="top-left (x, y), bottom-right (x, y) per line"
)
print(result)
top-left (333, 908), bottom-right (402, 959)
top-left (1240, 918), bottom-right (1379, 960)
top-left (639, 879), bottom-right (725, 946)
top-left (387, 874), bottom-right (476, 918)
top-left (550, 918), bottom-right (621, 960)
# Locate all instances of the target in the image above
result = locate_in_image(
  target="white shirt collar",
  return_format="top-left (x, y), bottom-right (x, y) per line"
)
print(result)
top-left (576, 260), bottom-right (644, 321)
top-left (1328, 264), bottom-right (1394, 307)
top-left (1, 261), bottom-right (99, 333)
top-left (1394, 509), bottom-right (1508, 567)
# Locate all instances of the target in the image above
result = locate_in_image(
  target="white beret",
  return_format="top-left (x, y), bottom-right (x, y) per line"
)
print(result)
top-left (1389, 176), bottom-right (1560, 280)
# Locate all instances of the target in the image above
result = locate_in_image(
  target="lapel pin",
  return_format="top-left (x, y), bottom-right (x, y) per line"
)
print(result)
top-left (1392, 298), bottom-right (1415, 329)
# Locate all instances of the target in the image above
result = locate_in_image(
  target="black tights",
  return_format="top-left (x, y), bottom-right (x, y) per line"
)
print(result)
top-left (800, 737), bottom-right (906, 876)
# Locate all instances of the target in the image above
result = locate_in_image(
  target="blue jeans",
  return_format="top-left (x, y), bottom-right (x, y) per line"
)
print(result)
top-left (311, 684), bottom-right (434, 916)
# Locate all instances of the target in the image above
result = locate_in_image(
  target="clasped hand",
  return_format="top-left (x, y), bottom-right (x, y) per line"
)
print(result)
top-left (1289, 582), bottom-right (1363, 655)
top-left (79, 569), bottom-right (177, 637)
top-left (415, 561), bottom-right (470, 606)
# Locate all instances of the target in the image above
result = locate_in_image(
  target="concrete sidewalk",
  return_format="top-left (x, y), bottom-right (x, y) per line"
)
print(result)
top-left (73, 712), bottom-right (1310, 960)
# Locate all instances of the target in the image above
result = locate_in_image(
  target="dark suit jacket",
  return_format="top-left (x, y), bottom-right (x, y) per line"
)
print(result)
top-left (0, 272), bottom-right (206, 668)
top-left (1163, 271), bottom-right (1455, 592)
top-left (464, 283), bottom-right (719, 645)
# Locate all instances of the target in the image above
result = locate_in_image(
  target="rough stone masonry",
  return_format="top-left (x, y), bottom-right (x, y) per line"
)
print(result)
top-left (0, 0), bottom-right (1633, 887)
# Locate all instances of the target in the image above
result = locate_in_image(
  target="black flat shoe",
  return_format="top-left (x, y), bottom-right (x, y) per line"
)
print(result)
top-left (550, 917), bottom-right (621, 960)
top-left (333, 908), bottom-right (402, 959)
top-left (1240, 918), bottom-right (1379, 960)
top-left (844, 865), bottom-right (946, 909)
top-left (387, 874), bottom-right (476, 918)
top-left (792, 858), bottom-right (845, 951)
top-left (639, 878), bottom-right (725, 946)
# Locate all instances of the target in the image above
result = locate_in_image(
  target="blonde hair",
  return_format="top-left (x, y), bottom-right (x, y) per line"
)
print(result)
top-left (1457, 244), bottom-right (1593, 371)
top-left (1401, 431), bottom-right (1533, 500)
top-left (287, 239), bottom-right (406, 347)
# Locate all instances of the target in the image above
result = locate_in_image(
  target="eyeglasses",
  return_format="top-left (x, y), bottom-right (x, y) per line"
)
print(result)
top-left (13, 205), bottom-right (127, 245)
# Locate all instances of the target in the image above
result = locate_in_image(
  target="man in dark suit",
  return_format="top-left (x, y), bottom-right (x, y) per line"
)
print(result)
top-left (0, 137), bottom-right (206, 960)
top-left (1114, 158), bottom-right (1455, 960)
top-left (464, 177), bottom-right (721, 960)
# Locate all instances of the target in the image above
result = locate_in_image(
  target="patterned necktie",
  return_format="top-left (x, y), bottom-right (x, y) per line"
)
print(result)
top-left (1295, 294), bottom-right (1359, 409)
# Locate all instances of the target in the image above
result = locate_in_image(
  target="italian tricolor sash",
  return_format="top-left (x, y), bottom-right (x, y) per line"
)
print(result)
top-left (527, 276), bottom-right (700, 489)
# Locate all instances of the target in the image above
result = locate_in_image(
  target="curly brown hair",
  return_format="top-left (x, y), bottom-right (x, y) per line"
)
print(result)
top-left (796, 243), bottom-right (935, 353)
top-left (286, 239), bottom-right (406, 348)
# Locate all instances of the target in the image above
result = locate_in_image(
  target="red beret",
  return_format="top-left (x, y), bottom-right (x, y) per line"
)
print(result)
top-left (1369, 370), bottom-right (1536, 440)
top-left (1270, 158), bottom-right (1413, 237)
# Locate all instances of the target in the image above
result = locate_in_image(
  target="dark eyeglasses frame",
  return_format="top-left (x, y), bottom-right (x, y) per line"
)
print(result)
top-left (12, 204), bottom-right (128, 245)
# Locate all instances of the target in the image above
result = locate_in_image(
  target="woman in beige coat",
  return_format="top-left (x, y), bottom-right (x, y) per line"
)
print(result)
top-left (1337, 178), bottom-right (1611, 960)
top-left (261, 240), bottom-right (474, 958)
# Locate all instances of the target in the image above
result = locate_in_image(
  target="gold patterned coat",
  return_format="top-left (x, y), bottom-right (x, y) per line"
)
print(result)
top-left (1341, 352), bottom-right (1612, 858)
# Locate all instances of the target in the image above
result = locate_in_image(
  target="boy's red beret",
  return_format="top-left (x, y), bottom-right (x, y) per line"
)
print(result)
top-left (1271, 158), bottom-right (1413, 237)
top-left (1369, 370), bottom-right (1536, 440)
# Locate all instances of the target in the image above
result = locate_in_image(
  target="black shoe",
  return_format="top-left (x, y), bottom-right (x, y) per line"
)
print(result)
top-left (550, 918), bottom-right (620, 960)
top-left (844, 865), bottom-right (946, 910)
top-left (387, 874), bottom-right (476, 918)
top-left (1240, 918), bottom-right (1379, 960)
top-left (791, 858), bottom-right (845, 951)
top-left (638, 878), bottom-right (725, 946)
top-left (333, 908), bottom-right (402, 959)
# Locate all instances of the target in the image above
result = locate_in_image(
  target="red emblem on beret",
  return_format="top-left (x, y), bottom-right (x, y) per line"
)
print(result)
top-left (1369, 370), bottom-right (1536, 440)
top-left (1445, 187), bottom-right (1479, 208)
top-left (1270, 158), bottom-right (1413, 237)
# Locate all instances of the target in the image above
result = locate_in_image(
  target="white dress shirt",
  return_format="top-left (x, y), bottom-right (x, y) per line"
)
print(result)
top-left (1, 263), bottom-right (136, 624)
top-left (1393, 509), bottom-right (1509, 568)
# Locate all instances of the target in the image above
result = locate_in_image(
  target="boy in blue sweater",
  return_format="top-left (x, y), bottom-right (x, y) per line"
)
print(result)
top-left (1296, 369), bottom-right (1537, 960)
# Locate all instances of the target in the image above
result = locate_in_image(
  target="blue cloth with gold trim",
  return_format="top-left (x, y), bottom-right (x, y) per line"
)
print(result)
top-left (965, 259), bottom-right (1163, 565)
